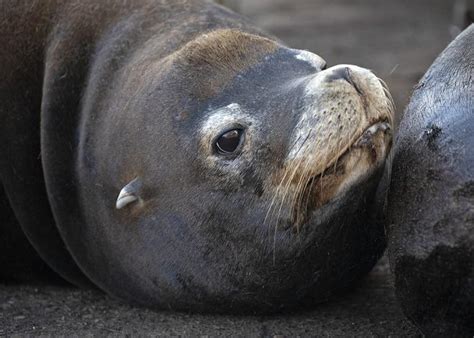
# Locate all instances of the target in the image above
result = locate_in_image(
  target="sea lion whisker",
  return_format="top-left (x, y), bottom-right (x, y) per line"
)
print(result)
top-left (272, 156), bottom-right (306, 264)
top-left (288, 170), bottom-right (306, 228)
top-left (265, 159), bottom-right (298, 227)
top-left (333, 137), bottom-right (343, 175)
top-left (277, 153), bottom-right (307, 219)
top-left (319, 134), bottom-right (334, 195)
top-left (378, 76), bottom-right (396, 120)
top-left (294, 165), bottom-right (314, 231)
top-left (383, 87), bottom-right (395, 113)
top-left (265, 165), bottom-right (293, 226)
top-left (264, 131), bottom-right (311, 227)
top-left (290, 156), bottom-right (313, 227)
top-left (272, 151), bottom-right (309, 238)
top-left (272, 156), bottom-right (304, 233)
top-left (277, 129), bottom-right (313, 230)
top-left (291, 159), bottom-right (309, 209)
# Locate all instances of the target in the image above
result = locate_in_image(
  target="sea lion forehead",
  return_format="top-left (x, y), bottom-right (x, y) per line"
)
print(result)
top-left (176, 29), bottom-right (279, 71)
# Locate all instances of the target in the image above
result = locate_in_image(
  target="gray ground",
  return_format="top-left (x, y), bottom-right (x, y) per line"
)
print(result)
top-left (1, 259), bottom-right (419, 336)
top-left (1, 0), bottom-right (455, 335)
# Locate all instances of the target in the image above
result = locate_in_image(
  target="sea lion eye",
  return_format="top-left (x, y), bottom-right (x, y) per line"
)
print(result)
top-left (215, 129), bottom-right (244, 154)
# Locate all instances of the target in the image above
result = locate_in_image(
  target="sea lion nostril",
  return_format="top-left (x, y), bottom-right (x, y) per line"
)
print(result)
top-left (326, 67), bottom-right (364, 96)
top-left (326, 66), bottom-right (351, 82)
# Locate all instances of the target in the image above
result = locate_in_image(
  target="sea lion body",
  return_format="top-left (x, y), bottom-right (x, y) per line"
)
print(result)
top-left (0, 0), bottom-right (394, 312)
top-left (387, 25), bottom-right (473, 335)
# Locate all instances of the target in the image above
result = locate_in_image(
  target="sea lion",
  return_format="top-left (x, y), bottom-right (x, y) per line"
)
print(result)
top-left (387, 25), bottom-right (473, 335)
top-left (0, 0), bottom-right (394, 312)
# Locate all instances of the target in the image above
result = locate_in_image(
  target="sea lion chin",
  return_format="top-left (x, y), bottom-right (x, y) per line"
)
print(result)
top-left (0, 0), bottom-right (394, 313)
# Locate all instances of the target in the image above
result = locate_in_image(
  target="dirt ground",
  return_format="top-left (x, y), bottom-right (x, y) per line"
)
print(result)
top-left (1, 258), bottom-right (419, 336)
top-left (1, 0), bottom-right (456, 335)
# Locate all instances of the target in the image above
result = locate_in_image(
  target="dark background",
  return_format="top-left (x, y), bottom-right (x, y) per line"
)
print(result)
top-left (0, 0), bottom-right (464, 335)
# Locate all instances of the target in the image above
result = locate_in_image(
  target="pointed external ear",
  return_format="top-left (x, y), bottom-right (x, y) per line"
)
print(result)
top-left (116, 177), bottom-right (143, 209)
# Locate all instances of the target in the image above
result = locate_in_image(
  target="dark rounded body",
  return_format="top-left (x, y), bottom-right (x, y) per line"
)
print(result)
top-left (0, 0), bottom-right (392, 312)
top-left (387, 25), bottom-right (474, 335)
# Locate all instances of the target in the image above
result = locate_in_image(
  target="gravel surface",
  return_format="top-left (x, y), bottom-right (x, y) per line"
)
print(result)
top-left (0, 259), bottom-right (420, 336)
top-left (1, 0), bottom-right (454, 335)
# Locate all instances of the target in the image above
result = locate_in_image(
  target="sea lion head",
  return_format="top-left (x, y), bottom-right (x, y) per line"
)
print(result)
top-left (76, 29), bottom-right (394, 312)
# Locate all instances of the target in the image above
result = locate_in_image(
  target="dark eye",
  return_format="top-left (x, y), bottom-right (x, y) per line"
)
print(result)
top-left (215, 129), bottom-right (244, 154)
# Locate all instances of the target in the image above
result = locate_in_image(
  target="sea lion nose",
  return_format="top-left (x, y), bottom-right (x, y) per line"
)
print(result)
top-left (326, 66), bottom-right (364, 95)
top-left (326, 66), bottom-right (352, 83)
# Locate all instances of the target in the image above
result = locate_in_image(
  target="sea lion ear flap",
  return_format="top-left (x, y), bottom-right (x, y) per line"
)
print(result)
top-left (116, 177), bottom-right (142, 209)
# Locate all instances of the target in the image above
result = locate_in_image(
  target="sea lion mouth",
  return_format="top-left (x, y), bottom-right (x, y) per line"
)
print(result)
top-left (291, 119), bottom-right (392, 228)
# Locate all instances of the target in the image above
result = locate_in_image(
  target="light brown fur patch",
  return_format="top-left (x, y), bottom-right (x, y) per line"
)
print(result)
top-left (175, 29), bottom-right (278, 99)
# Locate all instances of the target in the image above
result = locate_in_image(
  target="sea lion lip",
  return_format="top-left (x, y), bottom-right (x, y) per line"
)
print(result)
top-left (291, 119), bottom-right (393, 226)
top-left (353, 121), bottom-right (392, 148)
top-left (312, 119), bottom-right (392, 180)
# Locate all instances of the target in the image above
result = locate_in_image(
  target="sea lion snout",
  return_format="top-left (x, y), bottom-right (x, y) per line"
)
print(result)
top-left (325, 66), bottom-right (365, 95)
top-left (289, 64), bottom-right (394, 166)
top-left (325, 65), bottom-right (355, 83)
top-left (268, 63), bottom-right (394, 228)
